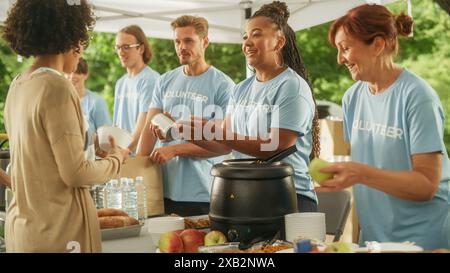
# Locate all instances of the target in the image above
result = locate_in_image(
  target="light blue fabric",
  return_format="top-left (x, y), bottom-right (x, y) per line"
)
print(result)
top-left (113, 66), bottom-right (160, 133)
top-left (227, 67), bottom-right (317, 202)
top-left (80, 90), bottom-right (111, 146)
top-left (343, 69), bottom-right (450, 250)
top-left (149, 66), bottom-right (235, 202)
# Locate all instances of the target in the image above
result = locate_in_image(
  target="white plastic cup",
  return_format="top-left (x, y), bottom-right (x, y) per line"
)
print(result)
top-left (285, 212), bottom-right (326, 242)
top-left (147, 216), bottom-right (185, 233)
top-left (97, 125), bottom-right (133, 152)
top-left (151, 113), bottom-right (176, 141)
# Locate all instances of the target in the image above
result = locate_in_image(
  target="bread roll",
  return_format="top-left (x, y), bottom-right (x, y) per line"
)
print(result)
top-left (99, 216), bottom-right (126, 229)
top-left (97, 208), bottom-right (129, 218)
top-left (98, 215), bottom-right (139, 229)
top-left (124, 217), bottom-right (139, 226)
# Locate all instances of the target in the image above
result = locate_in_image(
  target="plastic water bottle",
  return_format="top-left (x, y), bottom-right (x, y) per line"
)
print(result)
top-left (106, 179), bottom-right (122, 209)
top-left (135, 176), bottom-right (148, 222)
top-left (122, 178), bottom-right (138, 219)
top-left (95, 183), bottom-right (107, 209)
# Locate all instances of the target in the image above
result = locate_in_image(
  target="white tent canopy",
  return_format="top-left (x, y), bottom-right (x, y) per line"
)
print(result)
top-left (1, 0), bottom-right (400, 44)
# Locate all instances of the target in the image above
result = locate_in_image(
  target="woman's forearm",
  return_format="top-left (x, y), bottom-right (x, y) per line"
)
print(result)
top-left (189, 139), bottom-right (232, 155)
top-left (318, 154), bottom-right (442, 202)
top-left (361, 166), bottom-right (440, 202)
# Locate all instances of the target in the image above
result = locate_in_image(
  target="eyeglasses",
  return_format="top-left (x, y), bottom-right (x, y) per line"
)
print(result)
top-left (115, 43), bottom-right (141, 52)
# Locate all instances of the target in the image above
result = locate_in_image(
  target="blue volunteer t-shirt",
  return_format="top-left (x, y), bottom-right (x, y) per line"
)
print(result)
top-left (343, 69), bottom-right (450, 249)
top-left (149, 66), bottom-right (235, 202)
top-left (227, 67), bottom-right (317, 202)
top-left (80, 90), bottom-right (111, 145)
top-left (113, 66), bottom-right (160, 133)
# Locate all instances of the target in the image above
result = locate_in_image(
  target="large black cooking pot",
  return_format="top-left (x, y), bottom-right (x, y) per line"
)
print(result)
top-left (209, 159), bottom-right (298, 243)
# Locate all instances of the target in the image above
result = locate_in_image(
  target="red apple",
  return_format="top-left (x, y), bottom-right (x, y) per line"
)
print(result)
top-left (179, 229), bottom-right (206, 253)
top-left (204, 230), bottom-right (227, 246)
top-left (158, 231), bottom-right (184, 253)
top-left (174, 229), bottom-right (184, 235)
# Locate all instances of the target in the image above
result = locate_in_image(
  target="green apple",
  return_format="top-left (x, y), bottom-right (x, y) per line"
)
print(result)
top-left (324, 242), bottom-right (355, 253)
top-left (309, 158), bottom-right (333, 184)
top-left (204, 230), bottom-right (227, 246)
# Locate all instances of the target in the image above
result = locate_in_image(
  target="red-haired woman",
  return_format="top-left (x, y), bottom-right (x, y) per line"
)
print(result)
top-left (318, 4), bottom-right (450, 250)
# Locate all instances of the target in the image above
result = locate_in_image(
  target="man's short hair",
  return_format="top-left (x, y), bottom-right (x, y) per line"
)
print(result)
top-left (171, 15), bottom-right (209, 38)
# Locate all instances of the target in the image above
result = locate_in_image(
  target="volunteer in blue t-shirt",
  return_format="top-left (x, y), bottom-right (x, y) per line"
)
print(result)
top-left (113, 25), bottom-right (160, 152)
top-left (137, 15), bottom-right (235, 216)
top-left (69, 58), bottom-right (111, 150)
top-left (319, 4), bottom-right (450, 250)
top-left (176, 2), bottom-right (321, 211)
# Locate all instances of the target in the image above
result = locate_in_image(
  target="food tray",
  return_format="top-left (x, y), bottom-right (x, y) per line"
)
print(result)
top-left (101, 224), bottom-right (143, 241)
top-left (184, 214), bottom-right (210, 230)
top-left (198, 241), bottom-right (292, 253)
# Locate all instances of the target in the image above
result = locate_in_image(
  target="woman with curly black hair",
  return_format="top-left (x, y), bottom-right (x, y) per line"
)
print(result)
top-left (2, 0), bottom-right (129, 252)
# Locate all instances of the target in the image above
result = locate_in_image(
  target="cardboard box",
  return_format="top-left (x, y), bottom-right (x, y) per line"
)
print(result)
top-left (120, 156), bottom-right (164, 216)
top-left (319, 119), bottom-right (351, 159)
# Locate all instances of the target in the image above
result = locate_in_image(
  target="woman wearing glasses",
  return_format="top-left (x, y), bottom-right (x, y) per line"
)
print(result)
top-left (2, 0), bottom-right (129, 252)
top-left (113, 25), bottom-right (160, 152)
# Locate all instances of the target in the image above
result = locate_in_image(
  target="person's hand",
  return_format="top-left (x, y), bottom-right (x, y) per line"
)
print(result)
top-left (150, 112), bottom-right (176, 143)
top-left (314, 161), bottom-right (364, 192)
top-left (108, 135), bottom-right (130, 163)
top-left (148, 146), bottom-right (177, 165)
top-left (94, 133), bottom-right (108, 158)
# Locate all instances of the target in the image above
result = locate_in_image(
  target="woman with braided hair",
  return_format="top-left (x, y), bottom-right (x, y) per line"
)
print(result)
top-left (174, 1), bottom-right (320, 211)
top-left (230, 1), bottom-right (320, 210)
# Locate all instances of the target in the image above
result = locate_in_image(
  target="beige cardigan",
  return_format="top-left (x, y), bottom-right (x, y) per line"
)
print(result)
top-left (4, 70), bottom-right (123, 252)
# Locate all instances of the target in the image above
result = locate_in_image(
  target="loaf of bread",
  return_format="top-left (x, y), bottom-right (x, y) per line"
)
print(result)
top-left (97, 208), bottom-right (129, 218)
top-left (98, 215), bottom-right (139, 229)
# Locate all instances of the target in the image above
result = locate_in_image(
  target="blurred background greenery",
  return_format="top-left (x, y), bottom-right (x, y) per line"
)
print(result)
top-left (0, 0), bottom-right (449, 151)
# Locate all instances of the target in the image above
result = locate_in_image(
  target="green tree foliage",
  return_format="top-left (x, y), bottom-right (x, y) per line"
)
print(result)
top-left (435, 0), bottom-right (450, 16)
top-left (0, 0), bottom-right (449, 151)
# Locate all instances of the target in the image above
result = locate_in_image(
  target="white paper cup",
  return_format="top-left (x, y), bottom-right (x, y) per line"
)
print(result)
top-left (97, 126), bottom-right (133, 152)
top-left (285, 212), bottom-right (326, 242)
top-left (151, 113), bottom-right (175, 141)
top-left (147, 216), bottom-right (185, 234)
